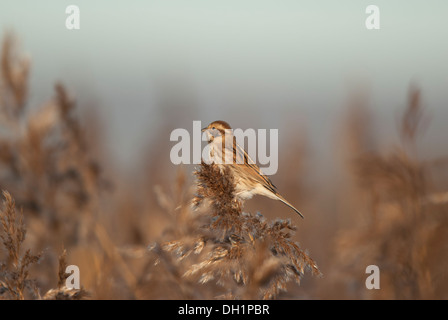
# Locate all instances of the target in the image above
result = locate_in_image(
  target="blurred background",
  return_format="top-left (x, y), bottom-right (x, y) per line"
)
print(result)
top-left (0, 1), bottom-right (447, 299)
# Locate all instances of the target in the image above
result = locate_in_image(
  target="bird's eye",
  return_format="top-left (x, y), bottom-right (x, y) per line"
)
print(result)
top-left (212, 126), bottom-right (215, 129)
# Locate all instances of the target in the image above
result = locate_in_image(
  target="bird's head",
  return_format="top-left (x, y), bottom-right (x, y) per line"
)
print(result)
top-left (202, 120), bottom-right (232, 142)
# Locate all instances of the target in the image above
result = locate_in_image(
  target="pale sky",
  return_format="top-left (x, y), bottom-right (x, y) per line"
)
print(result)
top-left (1, 1), bottom-right (447, 169)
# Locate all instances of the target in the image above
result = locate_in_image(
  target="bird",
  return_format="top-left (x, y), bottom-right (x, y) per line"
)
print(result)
top-left (201, 120), bottom-right (304, 218)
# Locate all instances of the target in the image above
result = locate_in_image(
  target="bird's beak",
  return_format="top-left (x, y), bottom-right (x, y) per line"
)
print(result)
top-left (201, 127), bottom-right (207, 132)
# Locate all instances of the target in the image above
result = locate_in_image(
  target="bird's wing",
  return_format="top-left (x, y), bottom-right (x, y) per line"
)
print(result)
top-left (231, 138), bottom-right (304, 219)
top-left (232, 138), bottom-right (277, 193)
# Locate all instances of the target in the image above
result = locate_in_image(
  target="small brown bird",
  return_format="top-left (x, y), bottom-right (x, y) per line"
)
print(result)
top-left (202, 120), bottom-right (304, 218)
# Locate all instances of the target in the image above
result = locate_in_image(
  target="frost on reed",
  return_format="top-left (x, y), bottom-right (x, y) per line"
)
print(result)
top-left (151, 163), bottom-right (321, 299)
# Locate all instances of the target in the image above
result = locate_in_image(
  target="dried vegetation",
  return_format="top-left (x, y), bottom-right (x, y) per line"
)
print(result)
top-left (0, 32), bottom-right (447, 299)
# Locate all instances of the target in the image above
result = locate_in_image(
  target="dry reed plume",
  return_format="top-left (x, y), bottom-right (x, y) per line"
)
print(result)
top-left (0, 191), bottom-right (41, 299)
top-left (1, 31), bottom-right (447, 300)
top-left (0, 32), bottom-right (96, 299)
top-left (333, 86), bottom-right (448, 299)
top-left (150, 163), bottom-right (321, 299)
top-left (0, 191), bottom-right (87, 299)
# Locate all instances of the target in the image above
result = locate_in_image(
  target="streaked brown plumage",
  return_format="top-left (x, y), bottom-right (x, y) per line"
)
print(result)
top-left (202, 120), bottom-right (304, 218)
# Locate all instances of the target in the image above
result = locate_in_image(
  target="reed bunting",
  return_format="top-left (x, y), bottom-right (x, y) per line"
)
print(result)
top-left (202, 120), bottom-right (304, 218)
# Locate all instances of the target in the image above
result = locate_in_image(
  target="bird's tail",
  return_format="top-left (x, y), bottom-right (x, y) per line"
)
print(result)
top-left (275, 193), bottom-right (304, 219)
